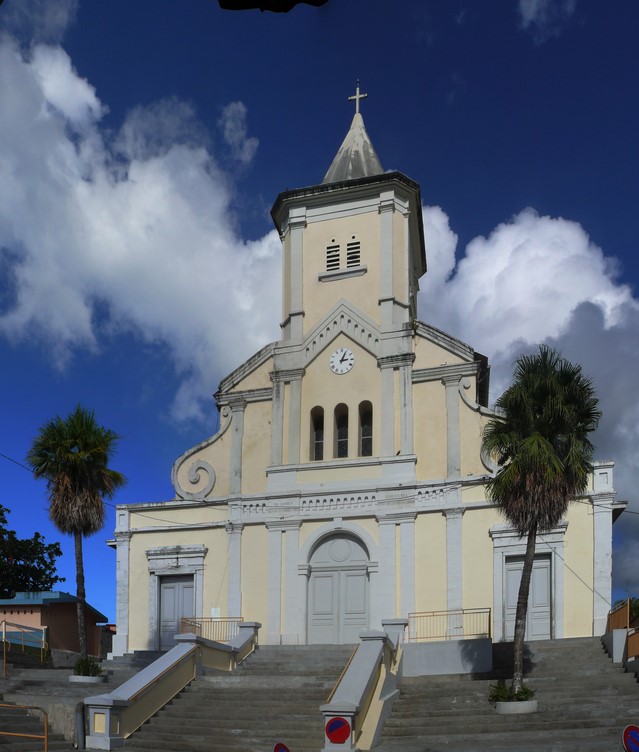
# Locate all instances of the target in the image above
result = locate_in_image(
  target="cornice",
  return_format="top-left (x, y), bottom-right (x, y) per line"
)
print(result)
top-left (413, 362), bottom-right (478, 383)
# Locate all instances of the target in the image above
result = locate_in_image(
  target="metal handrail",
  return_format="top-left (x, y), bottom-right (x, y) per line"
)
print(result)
top-left (1, 619), bottom-right (48, 662)
top-left (325, 644), bottom-right (359, 703)
top-left (180, 616), bottom-right (243, 642)
top-left (0, 702), bottom-right (49, 752)
top-left (407, 607), bottom-right (492, 642)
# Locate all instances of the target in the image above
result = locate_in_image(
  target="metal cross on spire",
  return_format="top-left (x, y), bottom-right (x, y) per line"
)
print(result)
top-left (348, 80), bottom-right (367, 114)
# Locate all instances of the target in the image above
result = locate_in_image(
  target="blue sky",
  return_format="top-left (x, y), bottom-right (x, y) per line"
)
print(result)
top-left (1, 0), bottom-right (638, 622)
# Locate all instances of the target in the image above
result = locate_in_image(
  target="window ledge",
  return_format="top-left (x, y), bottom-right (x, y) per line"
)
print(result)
top-left (318, 265), bottom-right (367, 282)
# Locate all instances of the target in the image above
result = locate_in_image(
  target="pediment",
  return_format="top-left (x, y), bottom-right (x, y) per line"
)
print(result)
top-left (297, 301), bottom-right (383, 368)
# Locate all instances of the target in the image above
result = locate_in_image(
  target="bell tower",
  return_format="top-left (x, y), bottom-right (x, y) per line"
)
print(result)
top-left (271, 84), bottom-right (427, 342)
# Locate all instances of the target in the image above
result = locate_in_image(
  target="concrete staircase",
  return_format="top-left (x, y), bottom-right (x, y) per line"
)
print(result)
top-left (123, 645), bottom-right (355, 752)
top-left (0, 650), bottom-right (162, 748)
top-left (378, 637), bottom-right (639, 752)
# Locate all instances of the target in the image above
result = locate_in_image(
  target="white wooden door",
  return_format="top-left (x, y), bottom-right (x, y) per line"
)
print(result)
top-left (159, 575), bottom-right (194, 650)
top-left (307, 535), bottom-right (369, 644)
top-left (504, 555), bottom-right (551, 640)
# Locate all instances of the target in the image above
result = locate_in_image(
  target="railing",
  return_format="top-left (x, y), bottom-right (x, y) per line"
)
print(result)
top-left (606, 599), bottom-right (631, 631)
top-left (1, 620), bottom-right (48, 678)
top-left (321, 620), bottom-right (407, 751)
top-left (0, 702), bottom-right (49, 752)
top-left (85, 621), bottom-right (261, 750)
top-left (180, 616), bottom-right (243, 643)
top-left (407, 608), bottom-right (491, 641)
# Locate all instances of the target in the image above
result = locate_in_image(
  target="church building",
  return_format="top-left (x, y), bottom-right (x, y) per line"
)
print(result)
top-left (110, 87), bottom-right (621, 656)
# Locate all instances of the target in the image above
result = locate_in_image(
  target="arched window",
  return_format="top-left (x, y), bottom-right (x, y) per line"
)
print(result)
top-left (359, 401), bottom-right (373, 457)
top-left (310, 407), bottom-right (324, 461)
top-left (334, 403), bottom-right (349, 459)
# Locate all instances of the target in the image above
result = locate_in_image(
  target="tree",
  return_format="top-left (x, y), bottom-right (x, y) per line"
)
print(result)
top-left (0, 504), bottom-right (64, 598)
top-left (27, 406), bottom-right (126, 659)
top-left (482, 345), bottom-right (600, 694)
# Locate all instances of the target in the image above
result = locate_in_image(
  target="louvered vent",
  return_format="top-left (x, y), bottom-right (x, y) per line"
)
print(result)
top-left (346, 239), bottom-right (361, 267)
top-left (326, 242), bottom-right (340, 271)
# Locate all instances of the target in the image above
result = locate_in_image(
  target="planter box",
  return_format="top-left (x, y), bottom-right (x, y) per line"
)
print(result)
top-left (495, 699), bottom-right (538, 715)
top-left (69, 674), bottom-right (105, 684)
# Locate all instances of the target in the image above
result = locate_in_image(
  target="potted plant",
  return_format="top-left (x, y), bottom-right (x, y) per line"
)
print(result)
top-left (69, 656), bottom-right (105, 683)
top-left (489, 683), bottom-right (537, 714)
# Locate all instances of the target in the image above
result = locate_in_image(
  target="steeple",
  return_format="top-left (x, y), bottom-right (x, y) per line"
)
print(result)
top-left (322, 82), bottom-right (383, 184)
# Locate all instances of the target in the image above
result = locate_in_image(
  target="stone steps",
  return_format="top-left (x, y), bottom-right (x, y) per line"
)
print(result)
top-left (377, 636), bottom-right (639, 752)
top-left (123, 645), bottom-right (353, 752)
top-left (0, 701), bottom-right (72, 750)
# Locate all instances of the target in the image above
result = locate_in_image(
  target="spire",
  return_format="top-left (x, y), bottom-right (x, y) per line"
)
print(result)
top-left (322, 82), bottom-right (383, 184)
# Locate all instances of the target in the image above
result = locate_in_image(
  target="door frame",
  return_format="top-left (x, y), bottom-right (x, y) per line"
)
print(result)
top-left (504, 553), bottom-right (552, 640)
top-left (146, 545), bottom-right (207, 650)
top-left (489, 523), bottom-right (566, 642)
top-left (298, 522), bottom-right (379, 644)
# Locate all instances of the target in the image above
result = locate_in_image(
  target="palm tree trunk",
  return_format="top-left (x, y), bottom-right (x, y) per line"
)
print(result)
top-left (511, 521), bottom-right (537, 694)
top-left (74, 530), bottom-right (88, 660)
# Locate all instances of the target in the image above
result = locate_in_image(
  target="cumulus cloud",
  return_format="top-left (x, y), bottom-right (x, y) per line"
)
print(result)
top-left (0, 34), bottom-right (280, 421)
top-left (419, 204), bottom-right (639, 595)
top-left (517, 0), bottom-right (578, 43)
top-left (218, 101), bottom-right (259, 166)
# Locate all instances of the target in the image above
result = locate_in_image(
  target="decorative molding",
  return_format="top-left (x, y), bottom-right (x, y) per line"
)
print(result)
top-left (412, 362), bottom-right (478, 383)
top-left (302, 301), bottom-right (381, 363)
top-left (318, 266), bottom-right (368, 282)
top-left (378, 353), bottom-right (415, 370)
top-left (413, 320), bottom-right (475, 361)
top-left (216, 342), bottom-right (275, 395)
top-left (179, 460), bottom-right (216, 500)
top-left (271, 368), bottom-right (306, 384)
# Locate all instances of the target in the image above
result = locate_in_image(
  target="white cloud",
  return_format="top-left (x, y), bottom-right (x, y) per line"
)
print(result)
top-left (419, 204), bottom-right (639, 595)
top-left (218, 101), bottom-right (259, 166)
top-left (0, 35), bottom-right (280, 420)
top-left (517, 0), bottom-right (578, 43)
top-left (0, 25), bottom-right (636, 595)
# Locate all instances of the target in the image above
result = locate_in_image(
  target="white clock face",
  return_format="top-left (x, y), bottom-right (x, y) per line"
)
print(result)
top-left (329, 347), bottom-right (355, 375)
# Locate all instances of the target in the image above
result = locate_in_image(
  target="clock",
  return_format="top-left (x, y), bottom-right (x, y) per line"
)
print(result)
top-left (329, 347), bottom-right (355, 374)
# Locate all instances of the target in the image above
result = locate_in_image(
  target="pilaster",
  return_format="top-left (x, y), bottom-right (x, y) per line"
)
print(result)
top-left (284, 369), bottom-right (305, 465)
top-left (592, 495), bottom-right (615, 635)
top-left (111, 530), bottom-right (131, 657)
top-left (227, 396), bottom-right (246, 494)
top-left (442, 375), bottom-right (461, 479)
top-left (443, 506), bottom-right (464, 616)
top-left (226, 523), bottom-right (244, 617)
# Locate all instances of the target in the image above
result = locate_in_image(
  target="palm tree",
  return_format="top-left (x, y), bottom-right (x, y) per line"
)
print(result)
top-left (27, 405), bottom-right (126, 660)
top-left (482, 345), bottom-right (600, 694)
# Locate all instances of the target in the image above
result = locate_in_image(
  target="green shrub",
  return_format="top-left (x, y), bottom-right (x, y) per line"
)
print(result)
top-left (74, 657), bottom-right (102, 676)
top-left (488, 683), bottom-right (535, 703)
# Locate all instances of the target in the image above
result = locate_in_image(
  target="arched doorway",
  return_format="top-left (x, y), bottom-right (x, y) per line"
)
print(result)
top-left (307, 533), bottom-right (370, 644)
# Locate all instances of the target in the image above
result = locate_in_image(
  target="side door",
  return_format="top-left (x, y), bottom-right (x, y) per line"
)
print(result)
top-left (504, 555), bottom-right (551, 641)
top-left (159, 575), bottom-right (194, 650)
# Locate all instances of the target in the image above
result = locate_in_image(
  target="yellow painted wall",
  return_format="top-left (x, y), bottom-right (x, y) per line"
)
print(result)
top-left (563, 502), bottom-right (595, 637)
top-left (413, 336), bottom-right (467, 370)
top-left (302, 214), bottom-right (382, 330)
top-left (229, 358), bottom-right (273, 392)
top-left (414, 512), bottom-right (447, 612)
top-left (173, 422), bottom-right (233, 499)
top-left (299, 334), bottom-right (381, 463)
top-left (413, 381), bottom-right (447, 480)
top-left (459, 387), bottom-right (488, 476)
top-left (241, 524), bottom-right (269, 625)
top-left (462, 508), bottom-right (496, 611)
top-left (241, 402), bottom-right (272, 494)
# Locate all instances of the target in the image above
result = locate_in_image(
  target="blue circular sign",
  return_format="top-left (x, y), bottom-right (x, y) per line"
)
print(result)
top-left (623, 725), bottom-right (639, 752)
top-left (274, 744), bottom-right (290, 752)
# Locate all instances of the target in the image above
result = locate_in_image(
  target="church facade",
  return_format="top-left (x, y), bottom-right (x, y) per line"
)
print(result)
top-left (111, 91), bottom-right (621, 655)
